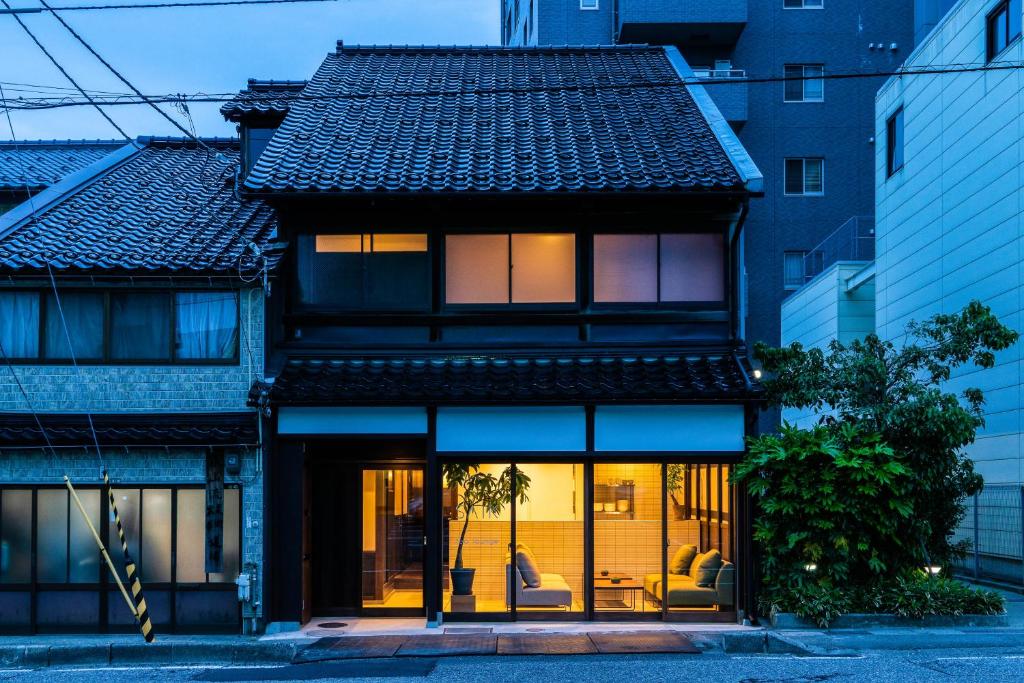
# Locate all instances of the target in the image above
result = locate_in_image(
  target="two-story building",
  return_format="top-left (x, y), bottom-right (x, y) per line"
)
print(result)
top-left (0, 140), bottom-right (123, 215)
top-left (238, 43), bottom-right (764, 631)
top-left (0, 137), bottom-right (277, 633)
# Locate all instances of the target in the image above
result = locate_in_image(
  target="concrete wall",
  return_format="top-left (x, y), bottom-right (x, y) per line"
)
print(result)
top-left (875, 0), bottom-right (1024, 488)
top-left (780, 261), bottom-right (875, 427)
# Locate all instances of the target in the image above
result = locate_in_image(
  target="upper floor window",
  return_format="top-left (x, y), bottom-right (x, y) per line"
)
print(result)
top-left (580, 0), bottom-right (598, 9)
top-left (296, 233), bottom-right (430, 311)
top-left (784, 158), bottom-right (824, 196)
top-left (783, 0), bottom-right (822, 7)
top-left (987, 0), bottom-right (1021, 61)
top-left (593, 233), bottom-right (725, 304)
top-left (783, 64), bottom-right (824, 102)
top-left (0, 290), bottom-right (238, 363)
top-left (783, 251), bottom-right (808, 289)
top-left (445, 233), bottom-right (576, 305)
top-left (886, 107), bottom-right (905, 177)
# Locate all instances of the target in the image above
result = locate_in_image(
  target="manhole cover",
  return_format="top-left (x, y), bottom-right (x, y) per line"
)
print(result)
top-left (526, 628), bottom-right (548, 633)
top-left (318, 621), bottom-right (349, 629)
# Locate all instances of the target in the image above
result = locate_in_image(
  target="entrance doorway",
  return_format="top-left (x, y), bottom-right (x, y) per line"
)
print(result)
top-left (305, 445), bottom-right (425, 618)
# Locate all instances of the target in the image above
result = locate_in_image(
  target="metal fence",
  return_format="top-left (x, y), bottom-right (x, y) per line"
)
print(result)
top-left (952, 484), bottom-right (1024, 586)
top-left (802, 215), bottom-right (875, 282)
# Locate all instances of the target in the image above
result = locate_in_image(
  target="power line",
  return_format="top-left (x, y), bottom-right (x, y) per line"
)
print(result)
top-left (0, 0), bottom-right (134, 139)
top-left (4, 61), bottom-right (1023, 113)
top-left (0, 0), bottom-right (339, 13)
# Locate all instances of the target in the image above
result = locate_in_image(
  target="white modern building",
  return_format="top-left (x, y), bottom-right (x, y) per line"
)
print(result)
top-left (782, 0), bottom-right (1024, 585)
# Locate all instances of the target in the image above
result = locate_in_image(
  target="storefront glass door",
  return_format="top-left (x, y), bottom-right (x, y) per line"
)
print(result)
top-left (361, 467), bottom-right (424, 611)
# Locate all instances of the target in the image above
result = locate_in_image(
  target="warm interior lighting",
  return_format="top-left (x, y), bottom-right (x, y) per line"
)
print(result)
top-left (372, 234), bottom-right (428, 252)
top-left (315, 234), bottom-right (363, 253)
top-left (510, 233), bottom-right (576, 303)
top-left (315, 234), bottom-right (428, 253)
top-left (446, 234), bottom-right (510, 304)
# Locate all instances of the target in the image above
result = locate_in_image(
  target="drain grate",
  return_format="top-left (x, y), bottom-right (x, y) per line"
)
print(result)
top-left (318, 621), bottom-right (349, 629)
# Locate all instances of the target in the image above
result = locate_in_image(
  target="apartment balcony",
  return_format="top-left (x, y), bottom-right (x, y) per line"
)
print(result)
top-left (617, 0), bottom-right (747, 46)
top-left (692, 67), bottom-right (747, 126)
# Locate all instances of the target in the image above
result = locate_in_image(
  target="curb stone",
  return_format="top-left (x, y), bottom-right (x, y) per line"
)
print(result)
top-left (110, 643), bottom-right (174, 665)
top-left (47, 644), bottom-right (111, 666)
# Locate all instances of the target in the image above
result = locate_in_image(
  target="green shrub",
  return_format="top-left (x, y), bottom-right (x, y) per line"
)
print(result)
top-left (761, 576), bottom-right (1005, 628)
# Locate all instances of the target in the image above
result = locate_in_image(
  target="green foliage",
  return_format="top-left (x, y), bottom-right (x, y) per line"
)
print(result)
top-left (754, 301), bottom-right (1018, 568)
top-left (734, 422), bottom-right (913, 589)
top-left (442, 463), bottom-right (530, 570)
top-left (760, 576), bottom-right (1005, 628)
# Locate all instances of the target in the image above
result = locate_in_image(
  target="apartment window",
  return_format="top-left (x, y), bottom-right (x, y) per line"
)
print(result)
top-left (297, 233), bottom-right (430, 311)
top-left (0, 289), bottom-right (239, 363)
top-left (783, 0), bottom-right (823, 7)
top-left (783, 64), bottom-right (824, 102)
top-left (784, 158), bottom-right (824, 195)
top-left (593, 233), bottom-right (725, 304)
top-left (445, 233), bottom-right (576, 305)
top-left (987, 0), bottom-right (1022, 60)
top-left (783, 251), bottom-right (807, 289)
top-left (886, 107), bottom-right (905, 177)
top-left (580, 0), bottom-right (598, 8)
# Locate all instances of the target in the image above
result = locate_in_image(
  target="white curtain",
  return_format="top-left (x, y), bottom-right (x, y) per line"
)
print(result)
top-left (175, 292), bottom-right (238, 359)
top-left (0, 292), bottom-right (39, 358)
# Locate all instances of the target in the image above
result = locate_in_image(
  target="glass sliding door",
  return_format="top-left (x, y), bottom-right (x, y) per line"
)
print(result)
top-left (442, 462), bottom-right (512, 617)
top-left (513, 463), bottom-right (584, 616)
top-left (665, 463), bottom-right (736, 615)
top-left (361, 467), bottom-right (424, 610)
top-left (592, 463), bottom-right (662, 614)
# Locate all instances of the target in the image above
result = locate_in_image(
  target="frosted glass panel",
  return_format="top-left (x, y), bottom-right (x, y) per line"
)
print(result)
top-left (511, 233), bottom-right (576, 303)
top-left (1, 490), bottom-right (32, 583)
top-left (594, 405), bottom-right (745, 451)
top-left (142, 490), bottom-right (172, 582)
top-left (108, 489), bottom-right (140, 584)
top-left (210, 489), bottom-right (240, 583)
top-left (37, 490), bottom-right (67, 582)
top-left (660, 234), bottom-right (725, 302)
top-left (69, 490), bottom-right (101, 582)
top-left (373, 234), bottom-right (427, 252)
top-left (436, 407), bottom-right (586, 451)
top-left (315, 234), bottom-right (362, 252)
top-left (446, 234), bottom-right (509, 303)
top-left (176, 490), bottom-right (205, 583)
top-left (593, 234), bottom-right (657, 302)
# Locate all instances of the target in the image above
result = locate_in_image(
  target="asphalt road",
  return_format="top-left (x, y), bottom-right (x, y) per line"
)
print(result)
top-left (3, 648), bottom-right (1024, 683)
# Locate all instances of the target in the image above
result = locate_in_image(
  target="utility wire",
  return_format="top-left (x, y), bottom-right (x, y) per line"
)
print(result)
top-left (37, 0), bottom-right (221, 154)
top-left (4, 61), bottom-right (1024, 112)
top-left (0, 0), bottom-right (134, 139)
top-left (0, 0), bottom-right (339, 12)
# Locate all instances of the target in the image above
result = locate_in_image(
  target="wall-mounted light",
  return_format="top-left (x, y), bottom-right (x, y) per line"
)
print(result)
top-left (803, 563), bottom-right (818, 572)
top-left (753, 369), bottom-right (763, 380)
top-left (926, 565), bottom-right (942, 576)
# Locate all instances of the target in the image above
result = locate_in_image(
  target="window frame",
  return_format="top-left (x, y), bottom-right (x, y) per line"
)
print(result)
top-left (442, 231), bottom-right (580, 312)
top-left (783, 64), bottom-right (825, 103)
top-left (783, 157), bottom-right (825, 196)
top-left (0, 288), bottom-right (241, 366)
top-left (589, 232), bottom-right (729, 311)
top-left (886, 106), bottom-right (905, 178)
top-left (987, 0), bottom-right (1022, 62)
top-left (580, 0), bottom-right (599, 9)
top-left (783, 0), bottom-right (823, 8)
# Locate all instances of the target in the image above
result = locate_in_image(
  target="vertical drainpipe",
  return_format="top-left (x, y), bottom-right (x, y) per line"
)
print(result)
top-left (612, 0), bottom-right (620, 43)
top-left (730, 200), bottom-right (750, 343)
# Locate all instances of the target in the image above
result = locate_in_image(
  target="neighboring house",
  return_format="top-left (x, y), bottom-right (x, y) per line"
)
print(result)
top-left (0, 137), bottom-right (278, 634)
top-left (0, 139), bottom-right (124, 214)
top-left (782, 0), bottom-right (1024, 587)
top-left (238, 43), bottom-right (763, 632)
top-left (499, 0), bottom-right (915, 379)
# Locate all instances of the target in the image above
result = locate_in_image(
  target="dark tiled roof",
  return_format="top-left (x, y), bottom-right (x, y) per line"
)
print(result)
top-left (245, 44), bottom-right (745, 194)
top-left (220, 79), bottom-right (308, 122)
top-left (0, 139), bottom-right (125, 190)
top-left (253, 352), bottom-right (759, 405)
top-left (0, 137), bottom-right (281, 274)
top-left (0, 412), bottom-right (258, 447)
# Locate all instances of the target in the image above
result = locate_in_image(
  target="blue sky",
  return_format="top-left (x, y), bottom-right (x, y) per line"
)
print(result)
top-left (0, 0), bottom-right (499, 140)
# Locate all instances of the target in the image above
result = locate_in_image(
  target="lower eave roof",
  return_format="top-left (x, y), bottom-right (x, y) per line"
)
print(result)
top-left (0, 412), bottom-right (259, 448)
top-left (252, 352), bottom-right (761, 406)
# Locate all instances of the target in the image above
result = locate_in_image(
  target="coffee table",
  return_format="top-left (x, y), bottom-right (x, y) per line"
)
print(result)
top-left (593, 577), bottom-right (644, 611)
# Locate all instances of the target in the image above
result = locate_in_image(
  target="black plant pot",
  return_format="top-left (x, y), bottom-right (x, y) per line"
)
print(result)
top-left (450, 568), bottom-right (476, 596)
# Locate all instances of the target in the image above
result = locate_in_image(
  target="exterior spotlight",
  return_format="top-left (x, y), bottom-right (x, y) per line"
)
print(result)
top-left (926, 565), bottom-right (942, 575)
top-left (804, 563), bottom-right (817, 572)
top-left (753, 369), bottom-right (763, 379)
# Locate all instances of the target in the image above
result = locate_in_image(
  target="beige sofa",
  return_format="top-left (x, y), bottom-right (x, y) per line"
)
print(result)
top-left (644, 549), bottom-right (734, 608)
top-left (505, 544), bottom-right (573, 608)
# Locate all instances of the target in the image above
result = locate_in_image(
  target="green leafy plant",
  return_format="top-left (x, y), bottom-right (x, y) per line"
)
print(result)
top-left (754, 301), bottom-right (1018, 569)
top-left (734, 422), bottom-right (913, 590)
top-left (442, 463), bottom-right (530, 571)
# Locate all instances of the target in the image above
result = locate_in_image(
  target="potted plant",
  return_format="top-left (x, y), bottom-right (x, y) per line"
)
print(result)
top-left (667, 463), bottom-right (687, 520)
top-left (442, 463), bottom-right (530, 596)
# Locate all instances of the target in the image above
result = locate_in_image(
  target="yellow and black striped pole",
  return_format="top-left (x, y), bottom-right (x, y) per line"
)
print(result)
top-left (104, 470), bottom-right (155, 643)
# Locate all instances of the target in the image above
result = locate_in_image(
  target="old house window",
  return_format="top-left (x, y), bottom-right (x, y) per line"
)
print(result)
top-left (593, 233), bottom-right (725, 303)
top-left (175, 292), bottom-right (240, 359)
top-left (445, 233), bottom-right (576, 305)
top-left (43, 291), bottom-right (104, 360)
top-left (0, 291), bottom-right (39, 358)
top-left (297, 233), bottom-right (430, 311)
top-left (110, 292), bottom-right (171, 360)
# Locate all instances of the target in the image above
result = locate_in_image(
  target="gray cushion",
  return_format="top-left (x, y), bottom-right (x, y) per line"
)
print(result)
top-left (516, 544), bottom-right (542, 588)
top-left (669, 544), bottom-right (698, 575)
top-left (694, 549), bottom-right (722, 587)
